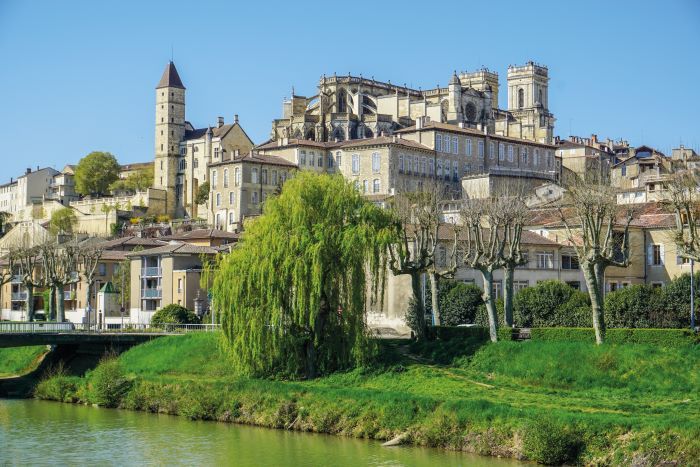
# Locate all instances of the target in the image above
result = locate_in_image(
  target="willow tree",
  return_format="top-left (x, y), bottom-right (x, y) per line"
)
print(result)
top-left (211, 172), bottom-right (395, 379)
top-left (557, 179), bottom-right (634, 344)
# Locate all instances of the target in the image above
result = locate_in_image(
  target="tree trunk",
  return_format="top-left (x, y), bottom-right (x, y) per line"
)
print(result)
top-left (85, 282), bottom-right (92, 328)
top-left (25, 284), bottom-right (35, 321)
top-left (428, 271), bottom-right (440, 326)
top-left (306, 297), bottom-right (330, 379)
top-left (481, 269), bottom-right (498, 342)
top-left (47, 286), bottom-right (56, 321)
top-left (410, 273), bottom-right (427, 340)
top-left (56, 283), bottom-right (65, 323)
top-left (503, 265), bottom-right (515, 328)
top-left (582, 261), bottom-right (605, 344)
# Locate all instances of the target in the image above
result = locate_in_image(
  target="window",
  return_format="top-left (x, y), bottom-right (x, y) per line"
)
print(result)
top-left (621, 165), bottom-right (627, 176)
top-left (444, 135), bottom-right (450, 153)
top-left (223, 169), bottom-right (229, 188)
top-left (212, 170), bottom-right (218, 189)
top-left (414, 156), bottom-right (419, 175)
top-left (262, 169), bottom-right (268, 185)
top-left (234, 168), bottom-right (241, 186)
top-left (251, 191), bottom-right (258, 204)
top-left (327, 153), bottom-right (334, 168)
top-left (399, 154), bottom-right (404, 173)
top-left (521, 147), bottom-right (528, 164)
top-left (453, 164), bottom-right (458, 182)
top-left (649, 244), bottom-right (664, 266)
top-left (514, 281), bottom-right (529, 293)
top-left (437, 159), bottom-right (443, 177)
top-left (518, 88), bottom-right (524, 109)
top-left (561, 254), bottom-right (579, 270)
top-left (608, 282), bottom-right (618, 292)
top-left (421, 157), bottom-right (427, 175)
top-left (507, 145), bottom-right (513, 162)
top-left (354, 180), bottom-right (360, 191)
top-left (177, 278), bottom-right (182, 293)
top-left (193, 158), bottom-right (198, 169)
top-left (216, 192), bottom-right (221, 207)
top-left (498, 143), bottom-right (505, 161)
top-left (435, 134), bottom-right (442, 152)
top-left (300, 151), bottom-right (306, 166)
top-left (492, 281), bottom-right (502, 299)
top-left (317, 155), bottom-right (323, 167)
top-left (229, 212), bottom-right (235, 224)
top-left (352, 154), bottom-right (360, 174)
top-left (373, 179), bottom-right (380, 193)
top-left (229, 191), bottom-right (234, 204)
top-left (429, 159), bottom-right (435, 176)
top-left (489, 142), bottom-right (495, 159)
top-left (372, 152), bottom-right (380, 173)
top-left (677, 254), bottom-right (691, 265)
top-left (452, 136), bottom-right (458, 154)
top-left (98, 263), bottom-right (106, 276)
top-left (362, 179), bottom-right (368, 193)
top-left (547, 151), bottom-right (553, 168)
top-left (533, 149), bottom-right (539, 165)
top-left (336, 152), bottom-right (342, 168)
top-left (407, 156), bottom-right (412, 174)
top-left (251, 168), bottom-right (258, 184)
top-left (536, 251), bottom-right (554, 269)
top-left (466, 138), bottom-right (472, 157)
top-left (214, 148), bottom-right (219, 159)
top-left (271, 170), bottom-right (278, 185)
top-left (444, 160), bottom-right (451, 181)
top-left (478, 140), bottom-right (484, 158)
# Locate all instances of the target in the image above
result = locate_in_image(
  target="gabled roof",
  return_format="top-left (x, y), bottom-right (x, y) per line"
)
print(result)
top-left (156, 61), bottom-right (185, 89)
top-left (95, 236), bottom-right (167, 250)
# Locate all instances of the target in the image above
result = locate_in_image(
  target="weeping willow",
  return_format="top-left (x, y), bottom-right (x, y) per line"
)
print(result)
top-left (212, 172), bottom-right (396, 379)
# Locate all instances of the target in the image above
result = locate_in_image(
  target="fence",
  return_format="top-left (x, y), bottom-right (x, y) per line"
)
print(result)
top-left (0, 321), bottom-right (221, 334)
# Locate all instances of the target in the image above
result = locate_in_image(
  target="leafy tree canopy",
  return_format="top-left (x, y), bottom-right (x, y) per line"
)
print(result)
top-left (195, 182), bottom-right (210, 205)
top-left (75, 152), bottom-right (120, 197)
top-left (49, 207), bottom-right (77, 236)
top-left (110, 167), bottom-right (153, 194)
top-left (211, 172), bottom-right (396, 379)
top-left (151, 304), bottom-right (200, 326)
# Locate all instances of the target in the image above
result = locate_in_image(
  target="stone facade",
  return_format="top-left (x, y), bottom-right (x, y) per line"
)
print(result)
top-left (271, 62), bottom-right (554, 146)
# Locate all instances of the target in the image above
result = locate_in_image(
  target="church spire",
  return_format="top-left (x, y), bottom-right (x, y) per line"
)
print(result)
top-left (156, 61), bottom-right (185, 89)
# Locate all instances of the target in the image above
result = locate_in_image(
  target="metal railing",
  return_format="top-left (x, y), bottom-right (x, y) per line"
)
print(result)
top-left (11, 275), bottom-right (22, 284)
top-left (11, 292), bottom-right (27, 301)
top-left (142, 288), bottom-right (162, 299)
top-left (0, 322), bottom-right (221, 334)
top-left (142, 267), bottom-right (161, 277)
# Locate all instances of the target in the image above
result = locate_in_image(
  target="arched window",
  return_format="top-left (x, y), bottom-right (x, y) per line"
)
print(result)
top-left (539, 89), bottom-right (543, 105)
top-left (305, 128), bottom-right (315, 141)
top-left (518, 88), bottom-right (524, 109)
top-left (338, 89), bottom-right (347, 113)
top-left (212, 170), bottom-right (218, 189)
top-left (373, 179), bottom-right (380, 193)
top-left (234, 168), bottom-right (240, 186)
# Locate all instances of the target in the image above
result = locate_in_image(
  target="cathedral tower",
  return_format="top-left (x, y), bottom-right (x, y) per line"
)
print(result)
top-left (507, 62), bottom-right (554, 143)
top-left (154, 61), bottom-right (185, 217)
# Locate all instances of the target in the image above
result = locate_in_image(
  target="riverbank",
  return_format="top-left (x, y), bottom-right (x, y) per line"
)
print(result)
top-left (0, 346), bottom-right (47, 377)
top-left (34, 332), bottom-right (700, 465)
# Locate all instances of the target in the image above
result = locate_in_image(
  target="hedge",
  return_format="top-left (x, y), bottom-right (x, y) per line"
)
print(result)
top-left (426, 326), bottom-right (517, 342)
top-left (529, 328), bottom-right (698, 347)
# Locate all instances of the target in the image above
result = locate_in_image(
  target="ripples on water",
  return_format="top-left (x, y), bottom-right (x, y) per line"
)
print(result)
top-left (0, 399), bottom-right (524, 466)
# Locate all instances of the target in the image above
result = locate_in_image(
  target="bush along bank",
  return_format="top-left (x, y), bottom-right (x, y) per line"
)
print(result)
top-left (35, 333), bottom-right (700, 466)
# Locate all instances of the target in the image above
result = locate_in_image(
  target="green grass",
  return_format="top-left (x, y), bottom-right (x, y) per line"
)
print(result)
top-left (36, 333), bottom-right (700, 465)
top-left (0, 346), bottom-right (48, 377)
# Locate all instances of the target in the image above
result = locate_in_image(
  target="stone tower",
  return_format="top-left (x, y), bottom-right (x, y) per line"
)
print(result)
top-left (154, 61), bottom-right (185, 217)
top-left (507, 62), bottom-right (554, 143)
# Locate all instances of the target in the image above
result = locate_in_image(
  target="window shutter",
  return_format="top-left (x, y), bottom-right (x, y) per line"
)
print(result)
top-left (647, 244), bottom-right (653, 266)
top-left (660, 244), bottom-right (665, 265)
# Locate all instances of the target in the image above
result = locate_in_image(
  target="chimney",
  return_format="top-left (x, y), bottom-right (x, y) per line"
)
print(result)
top-left (416, 116), bottom-right (423, 130)
top-left (234, 114), bottom-right (239, 124)
top-left (217, 117), bottom-right (224, 128)
top-left (458, 122), bottom-right (465, 129)
top-left (277, 139), bottom-right (283, 147)
top-left (26, 168), bottom-right (31, 174)
top-left (392, 135), bottom-right (397, 143)
top-left (591, 134), bottom-right (598, 144)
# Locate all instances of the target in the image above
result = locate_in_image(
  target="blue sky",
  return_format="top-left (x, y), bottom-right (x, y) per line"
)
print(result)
top-left (0, 0), bottom-right (698, 178)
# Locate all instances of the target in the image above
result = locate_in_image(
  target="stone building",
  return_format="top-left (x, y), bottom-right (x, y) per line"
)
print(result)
top-left (152, 62), bottom-right (255, 219)
top-left (271, 62), bottom-right (554, 146)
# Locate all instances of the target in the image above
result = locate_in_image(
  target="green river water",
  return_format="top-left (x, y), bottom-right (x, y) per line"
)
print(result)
top-left (0, 399), bottom-right (524, 466)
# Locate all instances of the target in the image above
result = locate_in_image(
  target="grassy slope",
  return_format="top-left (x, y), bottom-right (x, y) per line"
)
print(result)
top-left (0, 346), bottom-right (48, 377)
top-left (41, 333), bottom-right (700, 464)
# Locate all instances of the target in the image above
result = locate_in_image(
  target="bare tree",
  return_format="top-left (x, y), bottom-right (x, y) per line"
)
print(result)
top-left (557, 180), bottom-right (634, 344)
top-left (387, 191), bottom-right (440, 339)
top-left (79, 244), bottom-right (104, 328)
top-left (41, 242), bottom-right (80, 322)
top-left (459, 197), bottom-right (507, 342)
top-left (668, 170), bottom-right (700, 261)
top-left (0, 254), bottom-right (16, 314)
top-left (498, 192), bottom-right (528, 328)
top-left (13, 246), bottom-right (43, 321)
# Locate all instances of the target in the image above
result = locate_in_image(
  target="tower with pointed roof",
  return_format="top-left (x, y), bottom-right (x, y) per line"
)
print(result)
top-left (154, 61), bottom-right (186, 217)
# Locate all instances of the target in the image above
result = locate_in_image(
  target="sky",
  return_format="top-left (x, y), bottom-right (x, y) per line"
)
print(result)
top-left (0, 0), bottom-right (698, 179)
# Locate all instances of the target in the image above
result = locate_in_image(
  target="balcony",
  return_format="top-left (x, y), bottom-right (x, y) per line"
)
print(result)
top-left (142, 288), bottom-right (162, 299)
top-left (141, 267), bottom-right (161, 277)
top-left (11, 275), bottom-right (22, 284)
top-left (11, 292), bottom-right (27, 301)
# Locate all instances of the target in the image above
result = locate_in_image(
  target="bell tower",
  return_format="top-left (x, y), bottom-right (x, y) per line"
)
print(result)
top-left (154, 61), bottom-right (186, 217)
top-left (506, 62), bottom-right (554, 143)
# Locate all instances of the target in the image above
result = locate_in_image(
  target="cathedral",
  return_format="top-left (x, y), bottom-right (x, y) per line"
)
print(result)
top-left (271, 62), bottom-right (554, 146)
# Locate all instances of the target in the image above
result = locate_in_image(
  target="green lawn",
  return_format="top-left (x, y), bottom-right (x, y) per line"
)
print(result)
top-left (36, 332), bottom-right (700, 465)
top-left (0, 346), bottom-right (48, 377)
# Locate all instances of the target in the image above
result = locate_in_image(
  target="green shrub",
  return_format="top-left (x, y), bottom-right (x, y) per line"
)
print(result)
top-left (440, 283), bottom-right (483, 326)
top-left (87, 357), bottom-right (132, 407)
top-left (604, 285), bottom-right (665, 328)
top-left (522, 417), bottom-right (582, 464)
top-left (530, 327), bottom-right (698, 347)
top-left (514, 281), bottom-right (591, 327)
top-left (150, 304), bottom-right (200, 326)
top-left (427, 326), bottom-right (490, 341)
top-left (659, 273), bottom-right (698, 328)
top-left (35, 375), bottom-right (81, 402)
top-left (474, 298), bottom-right (504, 328)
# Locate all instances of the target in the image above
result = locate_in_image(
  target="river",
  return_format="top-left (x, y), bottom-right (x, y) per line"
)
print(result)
top-left (0, 399), bottom-right (523, 466)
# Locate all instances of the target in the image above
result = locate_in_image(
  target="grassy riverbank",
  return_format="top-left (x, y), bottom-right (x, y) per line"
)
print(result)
top-left (35, 332), bottom-right (699, 465)
top-left (0, 346), bottom-right (47, 377)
